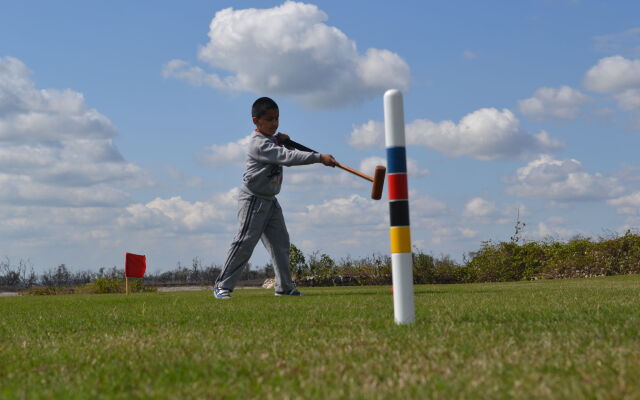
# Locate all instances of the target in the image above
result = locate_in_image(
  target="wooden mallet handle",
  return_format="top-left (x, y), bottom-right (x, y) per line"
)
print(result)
top-left (284, 139), bottom-right (373, 179)
top-left (336, 163), bottom-right (373, 182)
top-left (283, 138), bottom-right (385, 200)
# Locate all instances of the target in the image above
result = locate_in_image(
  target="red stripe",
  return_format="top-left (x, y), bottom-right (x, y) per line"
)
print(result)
top-left (388, 173), bottom-right (408, 200)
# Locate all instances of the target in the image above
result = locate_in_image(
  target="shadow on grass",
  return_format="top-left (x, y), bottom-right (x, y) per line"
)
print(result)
top-left (295, 291), bottom-right (384, 297)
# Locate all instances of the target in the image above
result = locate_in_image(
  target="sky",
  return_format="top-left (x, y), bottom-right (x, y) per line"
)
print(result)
top-left (2, 0), bottom-right (640, 273)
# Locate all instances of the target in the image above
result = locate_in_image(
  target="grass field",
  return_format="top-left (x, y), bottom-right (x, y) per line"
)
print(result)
top-left (1, 276), bottom-right (639, 399)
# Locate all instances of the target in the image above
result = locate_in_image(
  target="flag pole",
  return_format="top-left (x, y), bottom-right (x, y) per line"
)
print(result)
top-left (125, 252), bottom-right (146, 295)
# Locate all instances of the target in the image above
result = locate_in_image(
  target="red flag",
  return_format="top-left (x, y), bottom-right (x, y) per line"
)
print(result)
top-left (125, 253), bottom-right (146, 278)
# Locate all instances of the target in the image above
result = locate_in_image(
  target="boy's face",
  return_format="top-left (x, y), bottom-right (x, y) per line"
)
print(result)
top-left (253, 108), bottom-right (279, 136)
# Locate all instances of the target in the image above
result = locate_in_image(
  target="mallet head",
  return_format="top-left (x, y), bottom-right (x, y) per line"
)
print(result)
top-left (371, 165), bottom-right (386, 200)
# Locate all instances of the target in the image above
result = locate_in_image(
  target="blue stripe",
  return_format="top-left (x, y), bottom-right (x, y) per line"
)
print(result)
top-left (386, 147), bottom-right (407, 174)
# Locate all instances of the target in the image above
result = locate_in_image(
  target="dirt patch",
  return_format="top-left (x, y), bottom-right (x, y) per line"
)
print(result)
top-left (157, 286), bottom-right (210, 292)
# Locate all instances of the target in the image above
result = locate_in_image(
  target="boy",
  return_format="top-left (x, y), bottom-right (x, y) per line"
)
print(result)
top-left (213, 97), bottom-right (337, 299)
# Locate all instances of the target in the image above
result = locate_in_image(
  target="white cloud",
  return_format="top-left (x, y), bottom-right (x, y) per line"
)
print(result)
top-left (459, 227), bottom-right (478, 238)
top-left (286, 165), bottom-right (360, 190)
top-left (164, 2), bottom-right (410, 109)
top-left (0, 56), bottom-right (148, 207)
top-left (348, 109), bottom-right (563, 160)
top-left (286, 191), bottom-right (448, 255)
top-left (531, 221), bottom-right (576, 240)
top-left (420, 219), bottom-right (462, 246)
top-left (407, 159), bottom-right (430, 178)
top-left (200, 134), bottom-right (252, 167)
top-left (348, 120), bottom-right (384, 149)
top-left (608, 192), bottom-right (640, 215)
top-left (0, 58), bottom-right (116, 144)
top-left (583, 56), bottom-right (640, 120)
top-left (293, 194), bottom-right (385, 227)
top-left (162, 60), bottom-right (227, 90)
top-left (0, 174), bottom-right (132, 207)
top-left (506, 155), bottom-right (625, 201)
top-left (406, 108), bottom-right (563, 160)
top-left (0, 205), bottom-right (120, 241)
top-left (358, 157), bottom-right (386, 178)
top-left (614, 88), bottom-right (640, 111)
top-left (463, 197), bottom-right (497, 218)
top-left (0, 142), bottom-right (145, 188)
top-left (583, 56), bottom-right (640, 94)
top-left (119, 189), bottom-right (239, 233)
top-left (284, 194), bottom-right (389, 255)
top-left (410, 192), bottom-right (449, 218)
top-left (518, 85), bottom-right (590, 120)
top-left (461, 197), bottom-right (527, 225)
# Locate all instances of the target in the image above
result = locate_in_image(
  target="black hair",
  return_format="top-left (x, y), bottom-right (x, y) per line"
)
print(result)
top-left (252, 97), bottom-right (279, 118)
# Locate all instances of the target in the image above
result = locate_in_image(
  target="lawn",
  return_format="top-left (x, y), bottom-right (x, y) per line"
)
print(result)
top-left (1, 276), bottom-right (639, 399)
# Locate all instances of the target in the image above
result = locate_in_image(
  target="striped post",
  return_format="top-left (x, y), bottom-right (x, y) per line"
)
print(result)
top-left (384, 89), bottom-right (415, 325)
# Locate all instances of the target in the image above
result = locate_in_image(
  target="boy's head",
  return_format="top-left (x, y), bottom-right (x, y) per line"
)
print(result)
top-left (252, 97), bottom-right (278, 119)
top-left (252, 97), bottom-right (279, 136)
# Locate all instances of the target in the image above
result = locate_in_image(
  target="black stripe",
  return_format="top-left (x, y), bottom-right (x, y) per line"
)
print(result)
top-left (389, 200), bottom-right (410, 227)
top-left (216, 196), bottom-right (257, 283)
top-left (237, 197), bottom-right (257, 246)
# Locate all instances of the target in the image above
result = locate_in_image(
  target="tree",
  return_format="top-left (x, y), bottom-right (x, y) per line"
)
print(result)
top-left (289, 244), bottom-right (307, 277)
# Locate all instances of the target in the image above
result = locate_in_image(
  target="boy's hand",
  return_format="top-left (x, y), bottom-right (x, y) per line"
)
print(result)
top-left (320, 154), bottom-right (338, 167)
top-left (276, 132), bottom-right (290, 145)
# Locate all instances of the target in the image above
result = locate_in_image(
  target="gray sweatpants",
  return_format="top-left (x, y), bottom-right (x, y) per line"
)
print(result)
top-left (215, 190), bottom-right (294, 292)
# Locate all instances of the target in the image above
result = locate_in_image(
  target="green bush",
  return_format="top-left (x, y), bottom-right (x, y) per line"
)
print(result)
top-left (92, 277), bottom-right (122, 293)
top-left (413, 251), bottom-right (435, 283)
top-left (347, 254), bottom-right (391, 285)
top-left (467, 241), bottom-right (547, 282)
top-left (598, 232), bottom-right (640, 274)
top-left (413, 251), bottom-right (468, 284)
top-left (466, 231), bottom-right (640, 282)
top-left (25, 277), bottom-right (157, 295)
top-left (542, 237), bottom-right (596, 279)
top-left (433, 256), bottom-right (466, 284)
top-left (127, 278), bottom-right (157, 293)
top-left (291, 233), bottom-right (640, 288)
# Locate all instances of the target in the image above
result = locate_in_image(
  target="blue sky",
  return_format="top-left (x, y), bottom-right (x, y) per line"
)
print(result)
top-left (2, 0), bottom-right (640, 273)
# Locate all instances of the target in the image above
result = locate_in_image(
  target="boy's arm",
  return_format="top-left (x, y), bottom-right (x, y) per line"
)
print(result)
top-left (280, 136), bottom-right (337, 166)
top-left (250, 136), bottom-right (322, 166)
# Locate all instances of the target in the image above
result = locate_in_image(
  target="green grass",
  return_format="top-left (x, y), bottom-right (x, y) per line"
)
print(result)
top-left (1, 276), bottom-right (639, 399)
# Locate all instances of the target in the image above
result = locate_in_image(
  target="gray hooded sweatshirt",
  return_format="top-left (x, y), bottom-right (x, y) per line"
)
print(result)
top-left (242, 131), bottom-right (321, 199)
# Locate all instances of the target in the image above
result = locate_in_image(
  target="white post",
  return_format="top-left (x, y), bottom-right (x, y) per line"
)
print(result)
top-left (384, 89), bottom-right (415, 324)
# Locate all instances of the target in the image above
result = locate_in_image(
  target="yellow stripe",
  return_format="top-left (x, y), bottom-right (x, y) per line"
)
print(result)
top-left (390, 226), bottom-right (411, 253)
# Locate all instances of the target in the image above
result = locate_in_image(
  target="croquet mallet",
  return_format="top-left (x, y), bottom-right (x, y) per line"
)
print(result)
top-left (283, 138), bottom-right (386, 200)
